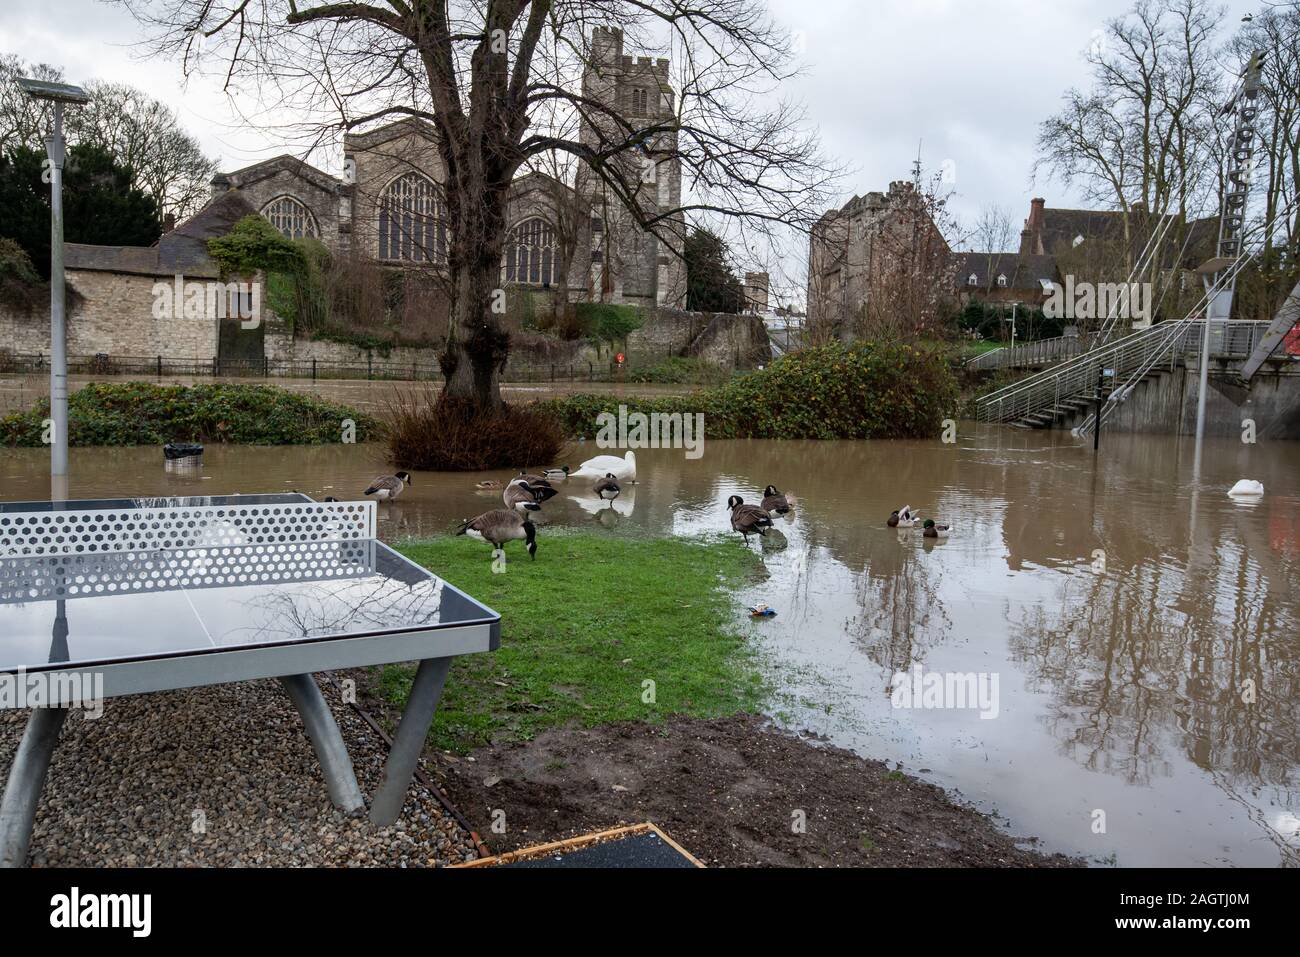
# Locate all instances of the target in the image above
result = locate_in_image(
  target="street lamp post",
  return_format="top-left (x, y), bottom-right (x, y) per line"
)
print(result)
top-left (17, 77), bottom-right (89, 501)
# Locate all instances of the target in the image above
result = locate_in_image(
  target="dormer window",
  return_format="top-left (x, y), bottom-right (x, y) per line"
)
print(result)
top-left (967, 273), bottom-right (978, 286)
top-left (997, 274), bottom-right (1008, 287)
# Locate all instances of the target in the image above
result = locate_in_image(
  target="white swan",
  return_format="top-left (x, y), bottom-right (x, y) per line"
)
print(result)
top-left (569, 450), bottom-right (636, 482)
top-left (1228, 480), bottom-right (1264, 498)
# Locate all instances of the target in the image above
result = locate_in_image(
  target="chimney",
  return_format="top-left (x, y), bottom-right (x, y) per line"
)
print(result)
top-left (162, 212), bottom-right (176, 234)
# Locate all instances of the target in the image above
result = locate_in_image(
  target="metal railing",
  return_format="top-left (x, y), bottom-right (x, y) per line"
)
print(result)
top-left (974, 320), bottom-right (1276, 423)
top-left (0, 352), bottom-right (664, 384)
top-left (964, 335), bottom-right (1083, 371)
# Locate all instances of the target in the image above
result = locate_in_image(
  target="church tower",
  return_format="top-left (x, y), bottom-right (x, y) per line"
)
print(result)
top-left (576, 27), bottom-right (686, 309)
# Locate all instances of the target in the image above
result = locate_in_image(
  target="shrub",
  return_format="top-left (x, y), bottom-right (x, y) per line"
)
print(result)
top-left (207, 215), bottom-right (308, 277)
top-left (0, 382), bottom-right (379, 447)
top-left (385, 389), bottom-right (568, 471)
top-left (538, 341), bottom-right (958, 440)
top-left (575, 302), bottom-right (644, 342)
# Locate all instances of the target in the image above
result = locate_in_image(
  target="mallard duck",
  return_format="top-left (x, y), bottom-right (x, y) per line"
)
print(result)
top-left (543, 466), bottom-right (570, 481)
top-left (364, 472), bottom-right (412, 501)
top-left (476, 480), bottom-right (504, 490)
top-left (569, 451), bottom-right (636, 482)
top-left (761, 485), bottom-right (791, 515)
top-left (922, 519), bottom-right (950, 539)
top-left (887, 506), bottom-right (918, 528)
top-left (727, 495), bottom-right (773, 540)
top-left (456, 509), bottom-right (537, 560)
top-left (593, 473), bottom-right (621, 501)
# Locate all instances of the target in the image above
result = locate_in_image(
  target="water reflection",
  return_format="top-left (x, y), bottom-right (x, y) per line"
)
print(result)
top-left (1, 427), bottom-right (1297, 864)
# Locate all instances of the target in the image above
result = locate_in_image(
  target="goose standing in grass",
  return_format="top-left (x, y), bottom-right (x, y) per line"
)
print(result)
top-left (569, 450), bottom-right (636, 483)
top-left (727, 495), bottom-right (774, 541)
top-left (922, 519), bottom-right (951, 539)
top-left (456, 509), bottom-right (538, 561)
top-left (593, 473), bottom-right (621, 502)
top-left (761, 485), bottom-right (792, 515)
top-left (887, 506), bottom-right (918, 528)
top-left (364, 472), bottom-right (412, 501)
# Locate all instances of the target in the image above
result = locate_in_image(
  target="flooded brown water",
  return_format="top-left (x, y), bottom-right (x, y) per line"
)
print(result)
top-left (1, 426), bottom-right (1297, 866)
top-left (0, 373), bottom-right (695, 415)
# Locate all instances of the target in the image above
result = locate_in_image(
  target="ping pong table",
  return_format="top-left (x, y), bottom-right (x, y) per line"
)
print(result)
top-left (0, 493), bottom-right (500, 867)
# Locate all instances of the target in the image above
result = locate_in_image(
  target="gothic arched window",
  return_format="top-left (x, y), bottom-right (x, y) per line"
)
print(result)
top-left (504, 217), bottom-right (558, 286)
top-left (261, 196), bottom-right (318, 240)
top-left (378, 173), bottom-right (446, 263)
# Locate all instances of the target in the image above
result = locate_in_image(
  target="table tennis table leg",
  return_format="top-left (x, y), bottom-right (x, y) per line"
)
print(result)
top-left (369, 656), bottom-right (451, 827)
top-left (0, 707), bottom-right (68, 868)
top-left (279, 674), bottom-right (365, 814)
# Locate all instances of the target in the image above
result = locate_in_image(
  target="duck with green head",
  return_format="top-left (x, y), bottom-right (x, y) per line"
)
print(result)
top-left (922, 519), bottom-right (950, 539)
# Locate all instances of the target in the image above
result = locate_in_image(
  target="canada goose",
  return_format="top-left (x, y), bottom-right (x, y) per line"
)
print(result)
top-left (761, 485), bottom-right (791, 515)
top-left (922, 519), bottom-right (951, 539)
top-left (594, 473), bottom-right (621, 501)
top-left (727, 495), bottom-right (773, 540)
top-left (887, 506), bottom-right (918, 528)
top-left (569, 451), bottom-right (636, 483)
top-left (364, 472), bottom-right (411, 501)
top-left (456, 509), bottom-right (537, 560)
top-left (503, 480), bottom-right (556, 512)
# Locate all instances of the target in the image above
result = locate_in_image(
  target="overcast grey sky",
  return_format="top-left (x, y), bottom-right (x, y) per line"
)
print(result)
top-left (1, 0), bottom-right (1259, 250)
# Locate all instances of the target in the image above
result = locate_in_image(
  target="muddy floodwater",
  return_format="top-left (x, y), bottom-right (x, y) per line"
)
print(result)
top-left (2, 426), bottom-right (1297, 867)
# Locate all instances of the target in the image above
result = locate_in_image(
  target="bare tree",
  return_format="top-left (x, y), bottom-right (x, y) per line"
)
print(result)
top-left (0, 56), bottom-right (216, 222)
top-left (971, 203), bottom-right (1014, 295)
top-left (115, 0), bottom-right (838, 413)
top-left (1035, 0), bottom-right (1226, 283)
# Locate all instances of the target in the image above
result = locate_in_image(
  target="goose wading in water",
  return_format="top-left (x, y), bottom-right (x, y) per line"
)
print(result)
top-left (364, 472), bottom-right (411, 501)
top-left (727, 495), bottom-right (774, 541)
top-left (593, 473), bottom-right (622, 502)
top-left (761, 485), bottom-right (791, 515)
top-left (503, 480), bottom-right (556, 512)
top-left (569, 451), bottom-right (636, 483)
top-left (457, 509), bottom-right (538, 561)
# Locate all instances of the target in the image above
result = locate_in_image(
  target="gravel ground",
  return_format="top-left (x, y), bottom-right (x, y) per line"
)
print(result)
top-left (0, 677), bottom-right (479, 867)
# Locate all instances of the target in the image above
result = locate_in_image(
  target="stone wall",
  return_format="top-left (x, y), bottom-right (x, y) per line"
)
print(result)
top-left (0, 270), bottom-right (221, 359)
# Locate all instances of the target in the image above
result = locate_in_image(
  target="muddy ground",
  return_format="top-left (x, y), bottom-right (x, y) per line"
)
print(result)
top-left (417, 713), bottom-right (1081, 868)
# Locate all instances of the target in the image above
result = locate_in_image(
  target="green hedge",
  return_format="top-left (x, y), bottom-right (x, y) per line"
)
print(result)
top-left (538, 341), bottom-right (958, 440)
top-left (0, 382), bottom-right (380, 447)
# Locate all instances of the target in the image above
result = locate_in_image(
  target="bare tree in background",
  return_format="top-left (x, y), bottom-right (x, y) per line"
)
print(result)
top-left (0, 55), bottom-right (216, 223)
top-left (114, 0), bottom-right (838, 413)
top-left (1035, 0), bottom-right (1226, 283)
top-left (971, 203), bottom-right (1014, 295)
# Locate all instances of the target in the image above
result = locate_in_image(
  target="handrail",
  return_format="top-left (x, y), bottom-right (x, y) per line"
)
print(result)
top-left (975, 320), bottom-right (1273, 423)
top-left (964, 335), bottom-right (1082, 371)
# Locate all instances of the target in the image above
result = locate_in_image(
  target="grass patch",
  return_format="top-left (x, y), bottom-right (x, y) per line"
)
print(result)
top-left (389, 533), bottom-right (768, 753)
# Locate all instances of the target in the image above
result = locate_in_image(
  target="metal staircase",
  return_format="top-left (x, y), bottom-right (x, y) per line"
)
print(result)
top-left (974, 320), bottom-right (1275, 428)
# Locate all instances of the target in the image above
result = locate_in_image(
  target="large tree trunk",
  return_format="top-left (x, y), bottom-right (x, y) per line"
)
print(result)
top-left (440, 167), bottom-right (512, 413)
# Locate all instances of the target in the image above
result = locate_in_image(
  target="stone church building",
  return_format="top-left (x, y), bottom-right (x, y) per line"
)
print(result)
top-left (211, 26), bottom-right (685, 311)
